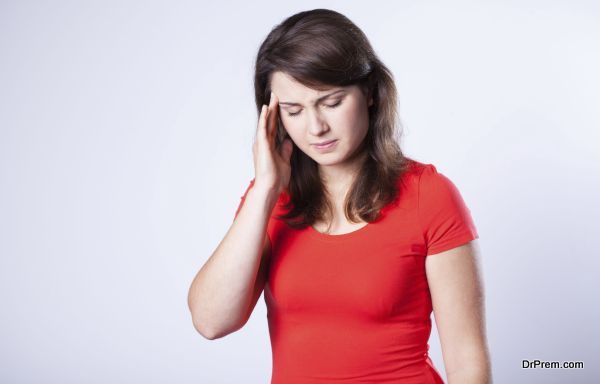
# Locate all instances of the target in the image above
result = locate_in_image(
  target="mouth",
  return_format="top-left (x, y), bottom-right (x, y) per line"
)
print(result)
top-left (311, 139), bottom-right (338, 151)
top-left (312, 139), bottom-right (337, 147)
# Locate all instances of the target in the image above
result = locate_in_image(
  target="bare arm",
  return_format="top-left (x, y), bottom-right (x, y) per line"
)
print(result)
top-left (187, 184), bottom-right (277, 339)
top-left (187, 91), bottom-right (292, 340)
top-left (425, 239), bottom-right (493, 383)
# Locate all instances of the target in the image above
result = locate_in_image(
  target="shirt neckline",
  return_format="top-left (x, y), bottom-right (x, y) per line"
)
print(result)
top-left (295, 158), bottom-right (421, 243)
top-left (307, 220), bottom-right (374, 242)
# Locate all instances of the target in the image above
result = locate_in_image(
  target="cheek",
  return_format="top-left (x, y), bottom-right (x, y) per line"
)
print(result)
top-left (337, 108), bottom-right (368, 139)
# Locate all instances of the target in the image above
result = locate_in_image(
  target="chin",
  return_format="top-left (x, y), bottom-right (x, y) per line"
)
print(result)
top-left (311, 154), bottom-right (345, 166)
top-left (314, 159), bottom-right (337, 166)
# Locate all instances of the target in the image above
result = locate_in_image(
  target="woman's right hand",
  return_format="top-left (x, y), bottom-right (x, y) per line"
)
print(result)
top-left (252, 92), bottom-right (293, 196)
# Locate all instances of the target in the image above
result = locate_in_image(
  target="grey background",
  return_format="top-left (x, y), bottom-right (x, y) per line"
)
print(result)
top-left (1, 1), bottom-right (598, 383)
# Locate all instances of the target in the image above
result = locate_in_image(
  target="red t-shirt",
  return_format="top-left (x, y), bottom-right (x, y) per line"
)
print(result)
top-left (234, 159), bottom-right (479, 384)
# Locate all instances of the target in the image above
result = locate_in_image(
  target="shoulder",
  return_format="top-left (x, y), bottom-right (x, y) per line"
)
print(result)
top-left (403, 158), bottom-right (440, 179)
top-left (395, 157), bottom-right (434, 190)
top-left (396, 158), bottom-right (466, 209)
top-left (402, 159), bottom-right (453, 192)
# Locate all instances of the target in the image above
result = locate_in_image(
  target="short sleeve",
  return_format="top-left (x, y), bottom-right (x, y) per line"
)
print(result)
top-left (233, 178), bottom-right (256, 220)
top-left (418, 164), bottom-right (479, 255)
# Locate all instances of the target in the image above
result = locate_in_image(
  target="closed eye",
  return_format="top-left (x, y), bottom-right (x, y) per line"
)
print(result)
top-left (286, 100), bottom-right (343, 117)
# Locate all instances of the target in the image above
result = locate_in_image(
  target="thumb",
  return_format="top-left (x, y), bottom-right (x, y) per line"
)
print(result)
top-left (281, 138), bottom-right (293, 163)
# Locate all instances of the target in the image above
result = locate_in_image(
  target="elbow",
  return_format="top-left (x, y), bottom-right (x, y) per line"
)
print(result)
top-left (190, 314), bottom-right (245, 340)
top-left (188, 291), bottom-right (217, 339)
top-left (445, 348), bottom-right (493, 384)
top-left (193, 321), bottom-right (242, 340)
top-left (188, 302), bottom-right (217, 340)
top-left (187, 291), bottom-right (247, 340)
top-left (191, 316), bottom-right (220, 340)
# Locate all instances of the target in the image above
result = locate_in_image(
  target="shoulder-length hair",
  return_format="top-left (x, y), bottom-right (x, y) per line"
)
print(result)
top-left (253, 8), bottom-right (411, 230)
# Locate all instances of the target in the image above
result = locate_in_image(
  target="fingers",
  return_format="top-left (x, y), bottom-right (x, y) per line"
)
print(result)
top-left (266, 92), bottom-right (278, 143)
top-left (255, 92), bottom-right (278, 152)
top-left (255, 104), bottom-right (268, 144)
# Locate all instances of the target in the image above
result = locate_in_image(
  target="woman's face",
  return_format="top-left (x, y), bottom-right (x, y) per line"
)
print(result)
top-left (270, 71), bottom-right (373, 167)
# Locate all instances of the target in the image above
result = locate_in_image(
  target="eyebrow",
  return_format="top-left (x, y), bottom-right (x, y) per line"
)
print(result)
top-left (278, 89), bottom-right (346, 107)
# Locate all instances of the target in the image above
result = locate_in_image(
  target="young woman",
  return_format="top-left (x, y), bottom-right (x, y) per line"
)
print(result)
top-left (188, 8), bottom-right (492, 384)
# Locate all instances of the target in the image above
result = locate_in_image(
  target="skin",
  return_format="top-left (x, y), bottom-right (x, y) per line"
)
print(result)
top-left (427, 241), bottom-right (493, 383)
top-left (268, 70), bottom-right (493, 383)
top-left (270, 71), bottom-right (373, 234)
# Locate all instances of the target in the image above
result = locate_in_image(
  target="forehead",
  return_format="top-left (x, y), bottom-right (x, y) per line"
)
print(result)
top-left (270, 71), bottom-right (348, 102)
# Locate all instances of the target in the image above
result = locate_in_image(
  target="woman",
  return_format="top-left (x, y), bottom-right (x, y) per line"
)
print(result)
top-left (188, 8), bottom-right (492, 384)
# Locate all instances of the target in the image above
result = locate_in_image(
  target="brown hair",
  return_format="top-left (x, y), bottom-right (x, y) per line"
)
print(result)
top-left (253, 8), bottom-right (411, 229)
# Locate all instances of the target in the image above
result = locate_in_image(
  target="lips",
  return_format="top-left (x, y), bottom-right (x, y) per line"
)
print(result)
top-left (311, 139), bottom-right (338, 152)
top-left (312, 139), bottom-right (337, 146)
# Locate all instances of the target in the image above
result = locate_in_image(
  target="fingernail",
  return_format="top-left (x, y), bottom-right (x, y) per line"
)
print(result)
top-left (270, 92), bottom-right (274, 103)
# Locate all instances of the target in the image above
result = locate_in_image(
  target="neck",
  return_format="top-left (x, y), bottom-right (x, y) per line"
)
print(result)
top-left (318, 150), bottom-right (368, 200)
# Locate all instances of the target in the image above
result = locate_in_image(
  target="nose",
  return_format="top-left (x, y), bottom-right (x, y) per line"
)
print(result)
top-left (307, 109), bottom-right (330, 136)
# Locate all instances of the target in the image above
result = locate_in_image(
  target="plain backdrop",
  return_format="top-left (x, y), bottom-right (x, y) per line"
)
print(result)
top-left (1, 1), bottom-right (599, 383)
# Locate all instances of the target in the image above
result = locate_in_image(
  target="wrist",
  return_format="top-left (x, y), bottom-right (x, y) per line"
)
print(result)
top-left (248, 183), bottom-right (280, 208)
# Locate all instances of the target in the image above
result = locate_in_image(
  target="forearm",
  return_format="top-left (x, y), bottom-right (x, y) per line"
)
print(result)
top-left (187, 185), bottom-right (277, 338)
